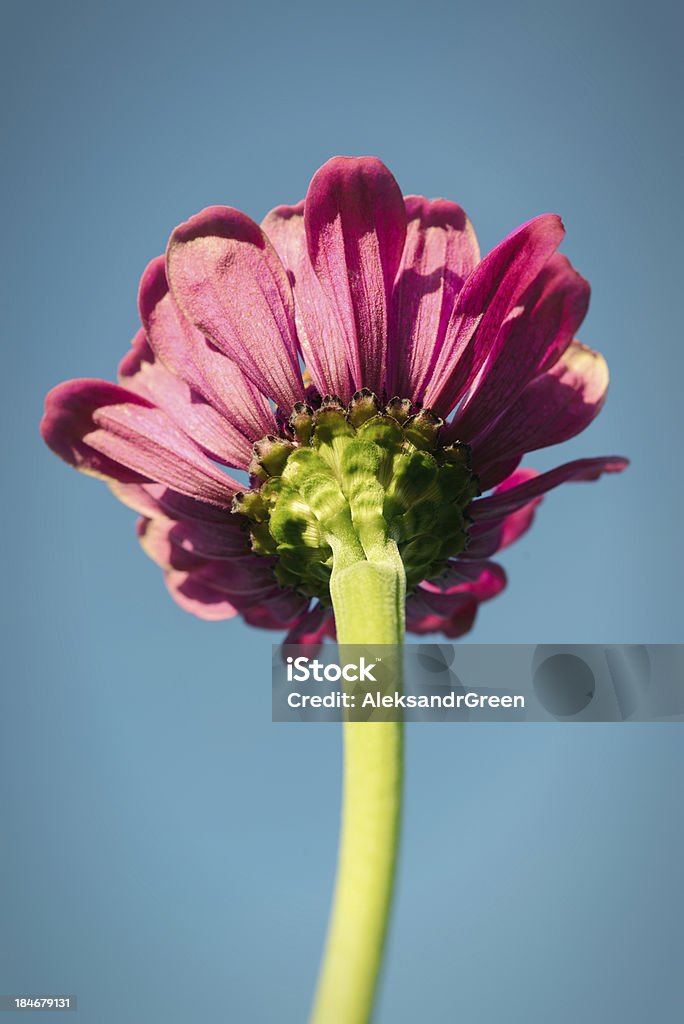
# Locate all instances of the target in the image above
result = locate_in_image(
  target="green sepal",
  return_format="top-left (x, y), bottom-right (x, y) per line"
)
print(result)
top-left (231, 490), bottom-right (270, 522)
top-left (385, 397), bottom-right (413, 424)
top-left (348, 388), bottom-right (381, 426)
top-left (234, 393), bottom-right (479, 603)
top-left (249, 436), bottom-right (296, 478)
top-left (288, 403), bottom-right (315, 445)
top-left (402, 409), bottom-right (443, 451)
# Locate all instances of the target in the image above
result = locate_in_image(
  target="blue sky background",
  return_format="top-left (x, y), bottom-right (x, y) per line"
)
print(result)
top-left (1, 1), bottom-right (682, 1021)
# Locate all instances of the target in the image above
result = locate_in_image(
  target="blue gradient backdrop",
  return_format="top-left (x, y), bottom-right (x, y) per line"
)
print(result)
top-left (1, 1), bottom-right (682, 1021)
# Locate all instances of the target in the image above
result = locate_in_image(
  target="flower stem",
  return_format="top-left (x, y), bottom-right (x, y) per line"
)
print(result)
top-left (310, 545), bottom-right (405, 1024)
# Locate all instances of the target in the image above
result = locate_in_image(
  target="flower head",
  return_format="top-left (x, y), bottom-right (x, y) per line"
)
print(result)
top-left (41, 156), bottom-right (627, 642)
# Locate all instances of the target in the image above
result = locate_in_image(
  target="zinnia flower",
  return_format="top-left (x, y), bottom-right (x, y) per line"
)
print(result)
top-left (41, 155), bottom-right (629, 1024)
top-left (41, 156), bottom-right (626, 642)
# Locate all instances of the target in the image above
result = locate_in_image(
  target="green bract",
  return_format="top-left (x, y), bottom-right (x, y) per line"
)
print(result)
top-left (232, 390), bottom-right (479, 601)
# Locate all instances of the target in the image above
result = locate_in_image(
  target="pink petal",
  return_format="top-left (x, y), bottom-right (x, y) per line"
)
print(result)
top-left (262, 202), bottom-right (354, 400)
top-left (387, 196), bottom-right (480, 398)
top-left (165, 570), bottom-right (239, 621)
top-left (166, 207), bottom-right (305, 411)
top-left (109, 481), bottom-right (234, 523)
top-left (119, 329), bottom-right (254, 469)
top-left (424, 215), bottom-right (566, 414)
top-left (452, 253), bottom-right (590, 441)
top-left (42, 380), bottom-right (148, 485)
top-left (174, 558), bottom-right (307, 623)
top-left (473, 341), bottom-right (610, 470)
top-left (136, 517), bottom-right (202, 572)
top-left (304, 156), bottom-right (407, 395)
top-left (135, 513), bottom-right (252, 563)
top-left (470, 456), bottom-right (629, 521)
top-left (162, 518), bottom-right (252, 560)
top-left (139, 256), bottom-right (277, 442)
top-left (42, 379), bottom-right (239, 506)
top-left (165, 564), bottom-right (306, 627)
top-left (138, 518), bottom-right (277, 592)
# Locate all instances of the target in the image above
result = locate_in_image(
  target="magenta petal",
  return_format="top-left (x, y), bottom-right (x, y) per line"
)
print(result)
top-left (387, 196), bottom-right (480, 398)
top-left (424, 214), bottom-right (565, 414)
top-left (166, 207), bottom-right (305, 411)
top-left (462, 469), bottom-right (542, 559)
top-left (119, 329), bottom-right (254, 469)
top-left (139, 256), bottom-right (277, 442)
top-left (304, 156), bottom-right (407, 395)
top-left (425, 560), bottom-right (507, 600)
top-left (406, 561), bottom-right (506, 638)
top-left (262, 203), bottom-right (354, 400)
top-left (475, 454), bottom-right (524, 493)
top-left (452, 253), bottom-right (590, 441)
top-left (473, 341), bottom-right (610, 470)
top-left (405, 589), bottom-right (478, 639)
top-left (42, 380), bottom-right (149, 485)
top-left (471, 457), bottom-right (629, 521)
top-left (42, 379), bottom-right (239, 506)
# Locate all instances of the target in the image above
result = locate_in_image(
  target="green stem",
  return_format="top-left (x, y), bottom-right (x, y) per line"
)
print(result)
top-left (310, 546), bottom-right (405, 1024)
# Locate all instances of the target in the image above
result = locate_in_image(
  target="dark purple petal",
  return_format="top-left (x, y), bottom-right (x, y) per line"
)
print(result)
top-left (262, 202), bottom-right (354, 400)
top-left (452, 253), bottom-right (590, 441)
top-left (304, 156), bottom-right (407, 395)
top-left (41, 379), bottom-right (239, 506)
top-left (387, 196), bottom-right (480, 398)
top-left (241, 588), bottom-right (310, 630)
top-left (470, 457), bottom-right (629, 521)
top-left (424, 215), bottom-right (565, 414)
top-left (167, 207), bottom-right (305, 411)
top-left (474, 455), bottom-right (523, 493)
top-left (284, 603), bottom-right (336, 654)
top-left (405, 589), bottom-right (478, 638)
